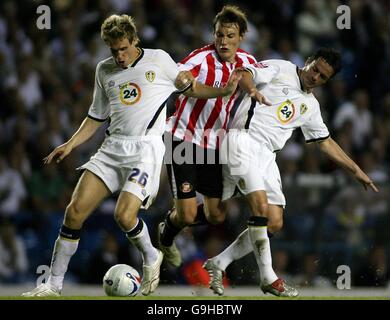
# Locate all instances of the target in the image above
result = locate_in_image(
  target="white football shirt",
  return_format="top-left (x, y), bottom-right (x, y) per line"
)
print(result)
top-left (230, 59), bottom-right (330, 152)
top-left (88, 48), bottom-right (187, 137)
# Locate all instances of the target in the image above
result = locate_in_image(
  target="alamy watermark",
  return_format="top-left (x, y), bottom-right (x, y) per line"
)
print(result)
top-left (163, 130), bottom-right (255, 176)
top-left (336, 265), bottom-right (351, 289)
top-left (36, 264), bottom-right (50, 286)
top-left (336, 5), bottom-right (351, 30)
top-left (36, 5), bottom-right (51, 30)
top-left (36, 5), bottom-right (351, 31)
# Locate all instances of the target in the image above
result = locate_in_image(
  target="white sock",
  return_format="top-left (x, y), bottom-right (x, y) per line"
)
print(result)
top-left (248, 225), bottom-right (278, 285)
top-left (48, 237), bottom-right (79, 290)
top-left (126, 219), bottom-right (158, 266)
top-left (212, 228), bottom-right (252, 271)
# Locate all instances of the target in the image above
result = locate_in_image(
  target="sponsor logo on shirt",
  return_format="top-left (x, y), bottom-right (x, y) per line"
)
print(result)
top-left (277, 100), bottom-right (295, 123)
top-left (119, 82), bottom-right (141, 105)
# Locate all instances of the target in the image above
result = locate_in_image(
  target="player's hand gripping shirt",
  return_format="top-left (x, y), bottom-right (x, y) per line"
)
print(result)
top-left (230, 59), bottom-right (330, 152)
top-left (88, 49), bottom-right (187, 137)
top-left (166, 44), bottom-right (257, 149)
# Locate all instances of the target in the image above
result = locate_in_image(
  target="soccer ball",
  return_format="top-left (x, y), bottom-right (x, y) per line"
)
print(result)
top-left (103, 264), bottom-right (141, 297)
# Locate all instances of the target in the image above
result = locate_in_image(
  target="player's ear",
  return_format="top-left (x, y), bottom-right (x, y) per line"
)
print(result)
top-left (130, 36), bottom-right (138, 47)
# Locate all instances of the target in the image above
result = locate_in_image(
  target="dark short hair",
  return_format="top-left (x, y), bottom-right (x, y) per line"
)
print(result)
top-left (307, 48), bottom-right (342, 77)
top-left (213, 5), bottom-right (248, 36)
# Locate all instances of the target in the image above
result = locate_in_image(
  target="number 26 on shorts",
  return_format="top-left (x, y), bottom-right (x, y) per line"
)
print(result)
top-left (128, 168), bottom-right (149, 187)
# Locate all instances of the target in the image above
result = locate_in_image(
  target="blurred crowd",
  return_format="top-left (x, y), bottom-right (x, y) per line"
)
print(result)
top-left (0, 0), bottom-right (389, 289)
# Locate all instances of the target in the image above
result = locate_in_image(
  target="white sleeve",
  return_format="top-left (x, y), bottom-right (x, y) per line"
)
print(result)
top-left (157, 50), bottom-right (180, 83)
top-left (245, 61), bottom-right (280, 85)
top-left (158, 50), bottom-right (193, 93)
top-left (88, 62), bottom-right (110, 121)
top-left (301, 101), bottom-right (330, 143)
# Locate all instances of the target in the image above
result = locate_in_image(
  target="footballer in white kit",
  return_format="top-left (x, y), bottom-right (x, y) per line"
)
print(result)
top-left (206, 48), bottom-right (378, 298)
top-left (222, 59), bottom-right (330, 205)
top-left (21, 14), bottom-right (240, 298)
top-left (80, 48), bottom-right (187, 209)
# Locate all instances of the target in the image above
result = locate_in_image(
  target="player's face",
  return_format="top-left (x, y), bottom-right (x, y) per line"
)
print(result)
top-left (301, 58), bottom-right (334, 90)
top-left (214, 22), bottom-right (243, 63)
top-left (109, 38), bottom-right (137, 69)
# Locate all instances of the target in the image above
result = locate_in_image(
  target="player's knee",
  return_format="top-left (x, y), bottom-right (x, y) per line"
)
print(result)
top-left (114, 209), bottom-right (137, 231)
top-left (252, 203), bottom-right (269, 217)
top-left (176, 207), bottom-right (197, 226)
top-left (206, 208), bottom-right (226, 225)
top-left (268, 218), bottom-right (283, 233)
top-left (65, 201), bottom-right (86, 227)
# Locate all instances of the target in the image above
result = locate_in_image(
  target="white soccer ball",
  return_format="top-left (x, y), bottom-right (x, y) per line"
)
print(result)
top-left (103, 264), bottom-right (141, 297)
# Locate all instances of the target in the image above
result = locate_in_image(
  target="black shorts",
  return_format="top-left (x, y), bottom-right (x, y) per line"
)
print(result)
top-left (165, 135), bottom-right (222, 199)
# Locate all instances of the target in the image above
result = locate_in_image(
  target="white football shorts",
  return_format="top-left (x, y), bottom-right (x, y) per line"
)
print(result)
top-left (78, 134), bottom-right (165, 209)
top-left (220, 130), bottom-right (285, 206)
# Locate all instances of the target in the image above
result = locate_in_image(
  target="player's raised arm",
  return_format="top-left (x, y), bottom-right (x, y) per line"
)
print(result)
top-left (44, 117), bottom-right (103, 164)
top-left (235, 68), bottom-right (271, 105)
top-left (317, 137), bottom-right (379, 192)
top-left (179, 70), bottom-right (242, 99)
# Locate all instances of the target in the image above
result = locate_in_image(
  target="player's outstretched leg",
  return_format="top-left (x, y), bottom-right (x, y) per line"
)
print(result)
top-left (21, 283), bottom-right (61, 297)
top-left (248, 216), bottom-right (298, 298)
top-left (203, 259), bottom-right (224, 295)
top-left (140, 249), bottom-right (164, 295)
top-left (157, 209), bottom-right (183, 267)
top-left (126, 218), bottom-right (164, 296)
top-left (202, 228), bottom-right (254, 295)
top-left (22, 226), bottom-right (80, 297)
top-left (261, 278), bottom-right (299, 297)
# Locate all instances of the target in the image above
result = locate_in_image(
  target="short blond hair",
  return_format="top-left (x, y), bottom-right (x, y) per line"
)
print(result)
top-left (101, 14), bottom-right (139, 46)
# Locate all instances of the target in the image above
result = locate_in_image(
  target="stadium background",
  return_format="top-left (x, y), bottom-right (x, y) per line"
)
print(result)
top-left (0, 0), bottom-right (389, 294)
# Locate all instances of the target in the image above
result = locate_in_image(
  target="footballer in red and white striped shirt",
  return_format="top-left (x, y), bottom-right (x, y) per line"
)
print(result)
top-left (167, 44), bottom-right (257, 150)
top-left (160, 6), bottom-right (259, 268)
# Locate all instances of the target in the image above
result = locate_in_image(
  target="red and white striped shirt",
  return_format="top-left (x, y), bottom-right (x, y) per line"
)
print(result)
top-left (166, 44), bottom-right (257, 149)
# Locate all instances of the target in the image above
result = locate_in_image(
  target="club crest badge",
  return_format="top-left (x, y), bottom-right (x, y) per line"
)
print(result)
top-left (180, 182), bottom-right (193, 193)
top-left (145, 70), bottom-right (156, 82)
top-left (300, 103), bottom-right (308, 115)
